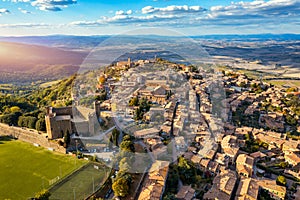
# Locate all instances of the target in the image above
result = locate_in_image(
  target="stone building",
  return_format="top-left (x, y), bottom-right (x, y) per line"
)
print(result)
top-left (134, 80), bottom-right (170, 105)
top-left (45, 102), bottom-right (101, 139)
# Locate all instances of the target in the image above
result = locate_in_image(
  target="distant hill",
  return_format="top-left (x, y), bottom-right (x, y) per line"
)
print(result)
top-left (1, 34), bottom-right (300, 47)
top-left (0, 42), bottom-right (87, 84)
top-left (0, 35), bottom-right (109, 50)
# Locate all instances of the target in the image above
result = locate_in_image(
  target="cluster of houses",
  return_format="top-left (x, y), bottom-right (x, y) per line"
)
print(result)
top-left (47, 57), bottom-right (300, 200)
top-left (106, 60), bottom-right (300, 200)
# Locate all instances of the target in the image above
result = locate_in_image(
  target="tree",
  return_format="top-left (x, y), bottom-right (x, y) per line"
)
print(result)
top-left (36, 118), bottom-right (46, 131)
top-left (177, 156), bottom-right (196, 184)
top-left (10, 106), bottom-right (21, 113)
top-left (163, 193), bottom-right (176, 200)
top-left (112, 177), bottom-right (129, 197)
top-left (98, 75), bottom-right (106, 85)
top-left (112, 128), bottom-right (120, 146)
top-left (34, 189), bottom-right (51, 200)
top-left (123, 135), bottom-right (132, 141)
top-left (0, 112), bottom-right (21, 126)
top-left (64, 130), bottom-right (70, 147)
top-left (129, 97), bottom-right (139, 106)
top-left (286, 87), bottom-right (298, 93)
top-left (18, 116), bottom-right (24, 127)
top-left (120, 140), bottom-right (135, 152)
top-left (276, 175), bottom-right (287, 186)
top-left (278, 162), bottom-right (288, 169)
top-left (27, 116), bottom-right (37, 129)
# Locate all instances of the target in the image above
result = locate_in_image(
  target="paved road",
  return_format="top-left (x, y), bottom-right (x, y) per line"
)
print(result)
top-left (72, 126), bottom-right (116, 141)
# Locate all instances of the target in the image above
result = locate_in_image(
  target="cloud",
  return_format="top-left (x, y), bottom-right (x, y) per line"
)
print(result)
top-left (69, 0), bottom-right (300, 31)
top-left (4, 0), bottom-right (77, 11)
top-left (0, 8), bottom-right (10, 16)
top-left (18, 7), bottom-right (32, 14)
top-left (9, 0), bottom-right (31, 2)
top-left (0, 22), bottom-right (50, 28)
top-left (31, 0), bottom-right (77, 11)
top-left (115, 9), bottom-right (132, 15)
top-left (141, 5), bottom-right (205, 14)
top-left (70, 14), bottom-right (180, 26)
top-left (209, 0), bottom-right (300, 19)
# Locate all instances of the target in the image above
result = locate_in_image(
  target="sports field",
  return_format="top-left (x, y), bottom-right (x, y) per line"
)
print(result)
top-left (0, 136), bottom-right (87, 199)
top-left (49, 163), bottom-right (109, 200)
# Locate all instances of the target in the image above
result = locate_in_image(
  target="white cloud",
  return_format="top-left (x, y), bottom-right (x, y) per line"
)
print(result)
top-left (0, 22), bottom-right (49, 28)
top-left (18, 7), bottom-right (31, 14)
top-left (141, 5), bottom-right (205, 14)
top-left (70, 14), bottom-right (179, 26)
top-left (9, 0), bottom-right (31, 2)
top-left (209, 0), bottom-right (300, 18)
top-left (115, 9), bottom-right (132, 15)
top-left (31, 0), bottom-right (77, 11)
top-left (46, 1), bottom-right (300, 32)
top-left (0, 8), bottom-right (10, 16)
top-left (4, 0), bottom-right (77, 11)
top-left (126, 10), bottom-right (132, 15)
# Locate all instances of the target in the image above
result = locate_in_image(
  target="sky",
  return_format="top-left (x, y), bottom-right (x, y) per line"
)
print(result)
top-left (0, 0), bottom-right (299, 36)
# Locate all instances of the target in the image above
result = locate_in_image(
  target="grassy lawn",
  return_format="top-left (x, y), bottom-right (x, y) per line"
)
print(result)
top-left (0, 136), bottom-right (87, 200)
top-left (266, 80), bottom-right (300, 88)
top-left (49, 163), bottom-right (110, 200)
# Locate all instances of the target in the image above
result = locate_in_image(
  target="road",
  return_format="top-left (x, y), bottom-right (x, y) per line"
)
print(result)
top-left (72, 126), bottom-right (116, 141)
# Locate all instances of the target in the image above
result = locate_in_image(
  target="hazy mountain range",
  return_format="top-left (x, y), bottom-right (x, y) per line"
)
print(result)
top-left (0, 34), bottom-right (299, 84)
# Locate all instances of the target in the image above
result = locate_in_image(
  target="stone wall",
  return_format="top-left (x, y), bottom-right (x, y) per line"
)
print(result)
top-left (0, 123), bottom-right (66, 154)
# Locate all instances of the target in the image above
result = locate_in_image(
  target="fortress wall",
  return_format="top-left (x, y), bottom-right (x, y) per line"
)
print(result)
top-left (52, 107), bottom-right (73, 116)
top-left (0, 123), bottom-right (66, 154)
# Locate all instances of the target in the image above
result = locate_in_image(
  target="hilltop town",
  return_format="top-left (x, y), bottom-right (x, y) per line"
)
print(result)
top-left (42, 57), bottom-right (300, 200)
top-left (1, 56), bottom-right (299, 199)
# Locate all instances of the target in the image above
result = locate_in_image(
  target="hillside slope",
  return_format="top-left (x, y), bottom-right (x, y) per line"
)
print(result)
top-left (0, 42), bottom-right (87, 84)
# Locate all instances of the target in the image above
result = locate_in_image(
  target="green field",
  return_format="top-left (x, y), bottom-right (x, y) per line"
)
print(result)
top-left (0, 136), bottom-right (87, 199)
top-left (266, 80), bottom-right (300, 88)
top-left (49, 163), bottom-right (109, 200)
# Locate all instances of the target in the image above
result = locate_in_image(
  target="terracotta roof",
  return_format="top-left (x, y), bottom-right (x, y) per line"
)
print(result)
top-left (203, 170), bottom-right (237, 200)
top-left (235, 178), bottom-right (259, 200)
top-left (258, 179), bottom-right (286, 199)
top-left (250, 151), bottom-right (266, 159)
top-left (176, 185), bottom-right (195, 200)
top-left (138, 160), bottom-right (169, 200)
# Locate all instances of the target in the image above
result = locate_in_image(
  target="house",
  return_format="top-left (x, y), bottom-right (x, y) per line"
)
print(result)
top-left (191, 155), bottom-right (202, 168)
top-left (134, 128), bottom-right (159, 139)
top-left (176, 185), bottom-right (195, 200)
top-left (116, 57), bottom-right (132, 69)
top-left (294, 185), bottom-right (300, 200)
top-left (174, 136), bottom-right (186, 150)
top-left (221, 135), bottom-right (240, 164)
top-left (203, 170), bottom-right (237, 200)
top-left (259, 112), bottom-right (285, 132)
top-left (284, 151), bottom-right (300, 166)
top-left (208, 161), bottom-right (219, 175)
top-left (138, 160), bottom-right (169, 200)
top-left (199, 159), bottom-right (211, 171)
top-left (134, 80), bottom-right (170, 105)
top-left (203, 149), bottom-right (217, 160)
top-left (284, 168), bottom-right (300, 180)
top-left (250, 151), bottom-right (267, 163)
top-left (282, 140), bottom-right (299, 153)
top-left (258, 179), bottom-right (286, 200)
top-left (236, 154), bottom-right (254, 177)
top-left (149, 107), bottom-right (165, 122)
top-left (215, 152), bottom-right (229, 167)
top-left (235, 178), bottom-right (259, 200)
